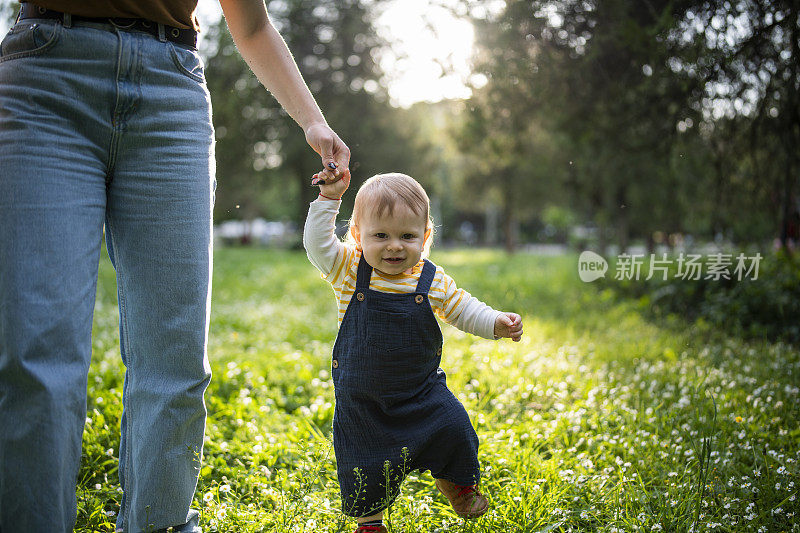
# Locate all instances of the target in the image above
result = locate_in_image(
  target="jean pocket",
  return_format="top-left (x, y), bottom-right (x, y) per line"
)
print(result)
top-left (0, 21), bottom-right (62, 63)
top-left (168, 41), bottom-right (205, 82)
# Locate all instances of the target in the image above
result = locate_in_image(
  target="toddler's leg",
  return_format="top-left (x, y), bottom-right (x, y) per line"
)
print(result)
top-left (355, 510), bottom-right (386, 532)
top-left (427, 384), bottom-right (487, 519)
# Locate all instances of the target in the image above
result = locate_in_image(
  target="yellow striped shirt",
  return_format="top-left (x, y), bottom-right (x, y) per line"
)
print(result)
top-left (304, 199), bottom-right (498, 338)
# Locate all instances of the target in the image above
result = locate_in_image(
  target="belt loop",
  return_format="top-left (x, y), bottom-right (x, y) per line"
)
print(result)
top-left (62, 12), bottom-right (72, 28)
top-left (157, 23), bottom-right (167, 42)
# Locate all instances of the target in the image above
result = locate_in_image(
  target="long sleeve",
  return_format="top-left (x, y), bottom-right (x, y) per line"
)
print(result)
top-left (304, 204), bottom-right (501, 337)
top-left (431, 269), bottom-right (501, 340)
top-left (302, 198), bottom-right (344, 276)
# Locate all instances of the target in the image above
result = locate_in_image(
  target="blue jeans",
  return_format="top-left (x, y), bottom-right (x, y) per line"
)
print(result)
top-left (0, 16), bottom-right (214, 533)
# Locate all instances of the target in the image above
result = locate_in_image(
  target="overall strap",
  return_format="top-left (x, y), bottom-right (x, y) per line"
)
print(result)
top-left (355, 253), bottom-right (373, 289)
top-left (415, 259), bottom-right (436, 294)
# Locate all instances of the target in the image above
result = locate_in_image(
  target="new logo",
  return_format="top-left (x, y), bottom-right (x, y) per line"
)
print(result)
top-left (578, 251), bottom-right (608, 282)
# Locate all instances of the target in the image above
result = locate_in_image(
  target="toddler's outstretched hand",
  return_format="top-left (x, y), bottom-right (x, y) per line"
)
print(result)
top-left (494, 312), bottom-right (523, 342)
top-left (312, 166), bottom-right (351, 200)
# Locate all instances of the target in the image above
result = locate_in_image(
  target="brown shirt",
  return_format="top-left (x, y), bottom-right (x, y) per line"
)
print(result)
top-left (21, 1), bottom-right (200, 30)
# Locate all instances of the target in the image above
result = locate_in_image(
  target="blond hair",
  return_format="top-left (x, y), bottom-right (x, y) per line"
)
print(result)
top-left (347, 173), bottom-right (434, 257)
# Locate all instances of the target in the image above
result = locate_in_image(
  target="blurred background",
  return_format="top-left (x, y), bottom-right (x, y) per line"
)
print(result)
top-left (1, 0), bottom-right (798, 255)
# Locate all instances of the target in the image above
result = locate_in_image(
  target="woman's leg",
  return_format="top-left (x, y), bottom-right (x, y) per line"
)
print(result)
top-left (103, 28), bottom-right (214, 533)
top-left (0, 19), bottom-right (111, 532)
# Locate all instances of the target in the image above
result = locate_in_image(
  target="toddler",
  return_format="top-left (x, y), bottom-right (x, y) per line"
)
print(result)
top-left (303, 170), bottom-right (523, 533)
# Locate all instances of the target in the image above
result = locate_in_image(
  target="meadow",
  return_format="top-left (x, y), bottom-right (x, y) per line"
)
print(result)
top-left (77, 248), bottom-right (799, 532)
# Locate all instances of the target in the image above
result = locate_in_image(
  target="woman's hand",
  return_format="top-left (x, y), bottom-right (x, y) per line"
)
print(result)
top-left (305, 122), bottom-right (351, 185)
top-left (494, 312), bottom-right (523, 342)
top-left (313, 167), bottom-right (351, 200)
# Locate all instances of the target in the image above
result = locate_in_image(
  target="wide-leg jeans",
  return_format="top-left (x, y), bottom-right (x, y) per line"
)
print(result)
top-left (0, 16), bottom-right (214, 533)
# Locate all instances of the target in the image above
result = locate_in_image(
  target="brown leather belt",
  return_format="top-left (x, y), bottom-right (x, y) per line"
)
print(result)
top-left (16, 2), bottom-right (198, 49)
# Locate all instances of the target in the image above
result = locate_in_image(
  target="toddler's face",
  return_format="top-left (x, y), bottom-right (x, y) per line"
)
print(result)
top-left (357, 204), bottom-right (427, 276)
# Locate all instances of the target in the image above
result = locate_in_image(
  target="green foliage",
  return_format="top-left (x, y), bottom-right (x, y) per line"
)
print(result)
top-left (4, 0), bottom-right (793, 249)
top-left (204, 0), bottom-right (441, 226)
top-left (603, 251), bottom-right (800, 344)
top-left (454, 1), bottom-right (569, 251)
top-left (75, 248), bottom-right (800, 532)
top-left (461, 0), bottom-right (799, 250)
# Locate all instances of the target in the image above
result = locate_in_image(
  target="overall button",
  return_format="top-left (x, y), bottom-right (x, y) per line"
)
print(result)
top-left (332, 359), bottom-right (339, 369)
top-left (436, 347), bottom-right (442, 356)
top-left (414, 294), bottom-right (424, 304)
top-left (356, 292), bottom-right (364, 301)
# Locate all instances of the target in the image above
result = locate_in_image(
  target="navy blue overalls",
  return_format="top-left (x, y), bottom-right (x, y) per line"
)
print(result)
top-left (331, 256), bottom-right (481, 517)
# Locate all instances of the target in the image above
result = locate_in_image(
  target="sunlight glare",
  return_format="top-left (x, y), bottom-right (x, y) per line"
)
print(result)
top-left (375, 0), bottom-right (475, 108)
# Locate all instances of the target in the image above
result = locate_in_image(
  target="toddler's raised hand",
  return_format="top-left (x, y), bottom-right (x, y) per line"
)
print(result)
top-left (312, 166), bottom-right (351, 200)
top-left (494, 312), bottom-right (523, 342)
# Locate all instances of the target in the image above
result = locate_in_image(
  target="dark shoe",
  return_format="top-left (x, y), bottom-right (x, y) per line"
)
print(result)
top-left (435, 478), bottom-right (489, 519)
top-left (354, 525), bottom-right (388, 533)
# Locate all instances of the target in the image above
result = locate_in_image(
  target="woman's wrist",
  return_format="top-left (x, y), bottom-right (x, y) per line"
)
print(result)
top-left (304, 120), bottom-right (330, 136)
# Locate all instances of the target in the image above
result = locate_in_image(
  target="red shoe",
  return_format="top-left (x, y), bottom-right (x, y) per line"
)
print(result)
top-left (354, 525), bottom-right (387, 533)
top-left (435, 478), bottom-right (489, 519)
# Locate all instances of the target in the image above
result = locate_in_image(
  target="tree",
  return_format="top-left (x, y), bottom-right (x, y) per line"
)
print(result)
top-left (676, 0), bottom-right (800, 249)
top-left (535, 0), bottom-right (712, 251)
top-left (457, 0), bottom-right (702, 252)
top-left (205, 0), bottom-right (435, 229)
top-left (459, 0), bottom-right (794, 252)
top-left (455, 0), bottom-right (567, 252)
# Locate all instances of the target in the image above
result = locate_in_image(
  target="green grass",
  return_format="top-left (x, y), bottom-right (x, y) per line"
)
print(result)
top-left (77, 248), bottom-right (800, 532)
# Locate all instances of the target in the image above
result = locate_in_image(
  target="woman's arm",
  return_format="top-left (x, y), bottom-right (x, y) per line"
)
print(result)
top-left (218, 0), bottom-right (350, 173)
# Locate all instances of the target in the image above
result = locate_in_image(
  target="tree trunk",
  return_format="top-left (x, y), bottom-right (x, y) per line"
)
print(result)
top-left (485, 205), bottom-right (499, 246)
top-left (502, 182), bottom-right (516, 253)
top-left (615, 185), bottom-right (629, 253)
top-left (711, 141), bottom-right (726, 240)
top-left (779, 4), bottom-right (800, 254)
top-left (779, 156), bottom-right (794, 250)
top-left (590, 186), bottom-right (607, 255)
top-left (597, 222), bottom-right (608, 256)
top-left (503, 212), bottom-right (517, 254)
